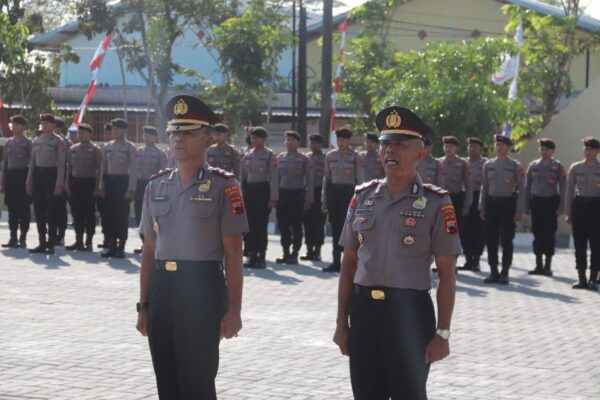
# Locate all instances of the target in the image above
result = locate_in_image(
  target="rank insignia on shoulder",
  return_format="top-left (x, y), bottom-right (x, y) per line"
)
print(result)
top-left (423, 183), bottom-right (449, 196)
top-left (150, 168), bottom-right (174, 181)
top-left (224, 185), bottom-right (245, 215)
top-left (209, 166), bottom-right (236, 179)
top-left (355, 179), bottom-right (379, 193)
top-left (440, 204), bottom-right (458, 235)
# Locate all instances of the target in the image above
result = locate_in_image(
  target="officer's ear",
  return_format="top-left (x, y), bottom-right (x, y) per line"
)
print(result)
top-left (415, 140), bottom-right (427, 162)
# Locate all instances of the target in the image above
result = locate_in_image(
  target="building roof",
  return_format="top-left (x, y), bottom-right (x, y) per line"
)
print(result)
top-left (501, 0), bottom-right (600, 31)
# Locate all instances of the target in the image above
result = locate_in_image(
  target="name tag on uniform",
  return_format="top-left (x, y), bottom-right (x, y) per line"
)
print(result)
top-left (153, 195), bottom-right (168, 201)
top-left (191, 195), bottom-right (213, 202)
top-left (399, 210), bottom-right (425, 218)
top-left (355, 209), bottom-right (373, 216)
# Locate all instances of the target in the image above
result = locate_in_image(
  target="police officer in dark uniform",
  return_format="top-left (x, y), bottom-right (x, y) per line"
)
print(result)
top-left (479, 135), bottom-right (525, 284)
top-left (565, 137), bottom-right (600, 290)
top-left (301, 134), bottom-right (327, 261)
top-left (360, 132), bottom-right (385, 181)
top-left (26, 114), bottom-right (67, 254)
top-left (458, 137), bottom-right (487, 271)
top-left (275, 130), bottom-right (313, 264)
top-left (100, 118), bottom-right (137, 258)
top-left (53, 117), bottom-right (71, 245)
top-left (525, 138), bottom-right (566, 276)
top-left (136, 95), bottom-right (248, 399)
top-left (207, 123), bottom-right (240, 176)
top-left (334, 106), bottom-right (460, 400)
top-left (65, 123), bottom-right (102, 251)
top-left (322, 128), bottom-right (365, 272)
top-left (240, 127), bottom-right (278, 268)
top-left (97, 123), bottom-right (114, 249)
top-left (0, 115), bottom-right (32, 248)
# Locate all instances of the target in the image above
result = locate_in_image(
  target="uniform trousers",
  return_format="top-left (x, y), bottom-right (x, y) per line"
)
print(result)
top-left (243, 181), bottom-right (271, 258)
top-left (56, 191), bottom-right (68, 239)
top-left (571, 196), bottom-right (600, 272)
top-left (105, 174), bottom-right (130, 245)
top-left (303, 186), bottom-right (325, 249)
top-left (530, 195), bottom-right (560, 257)
top-left (484, 196), bottom-right (516, 269)
top-left (349, 286), bottom-right (435, 400)
top-left (461, 191), bottom-right (485, 257)
top-left (32, 167), bottom-right (60, 245)
top-left (326, 183), bottom-right (355, 263)
top-left (4, 168), bottom-right (31, 239)
top-left (449, 191), bottom-right (465, 251)
top-left (69, 176), bottom-right (96, 242)
top-left (135, 179), bottom-right (150, 226)
top-left (148, 261), bottom-right (227, 400)
top-left (97, 174), bottom-right (109, 241)
top-left (276, 188), bottom-right (305, 254)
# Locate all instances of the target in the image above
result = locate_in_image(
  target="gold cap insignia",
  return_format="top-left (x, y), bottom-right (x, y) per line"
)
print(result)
top-left (174, 99), bottom-right (188, 116)
top-left (386, 110), bottom-right (402, 129)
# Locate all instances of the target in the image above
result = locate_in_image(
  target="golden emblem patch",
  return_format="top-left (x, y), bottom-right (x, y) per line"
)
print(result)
top-left (386, 109), bottom-right (402, 128)
top-left (174, 99), bottom-right (188, 116)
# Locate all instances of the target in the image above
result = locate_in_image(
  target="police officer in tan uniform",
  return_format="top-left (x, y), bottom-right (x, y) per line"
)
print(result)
top-left (360, 132), bottom-right (385, 181)
top-left (565, 137), bottom-right (600, 290)
top-left (417, 137), bottom-right (444, 187)
top-left (525, 138), bottom-right (566, 276)
top-left (207, 123), bottom-right (240, 176)
top-left (240, 126), bottom-right (278, 268)
top-left (136, 95), bottom-right (248, 399)
top-left (53, 117), bottom-right (71, 245)
top-left (0, 115), bottom-right (32, 248)
top-left (275, 131), bottom-right (313, 264)
top-left (26, 113), bottom-right (67, 254)
top-left (322, 128), bottom-right (365, 272)
top-left (97, 123), bottom-right (114, 249)
top-left (65, 123), bottom-right (102, 251)
top-left (479, 135), bottom-right (526, 284)
top-left (334, 106), bottom-right (460, 400)
top-left (100, 118), bottom-right (137, 258)
top-left (301, 134), bottom-right (327, 261)
top-left (458, 137), bottom-right (487, 271)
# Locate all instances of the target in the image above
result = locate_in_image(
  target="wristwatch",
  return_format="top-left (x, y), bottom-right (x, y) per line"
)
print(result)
top-left (136, 302), bottom-right (149, 312)
top-left (436, 329), bottom-right (450, 340)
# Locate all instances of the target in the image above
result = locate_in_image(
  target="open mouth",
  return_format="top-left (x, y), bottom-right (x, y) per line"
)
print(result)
top-left (384, 159), bottom-right (399, 166)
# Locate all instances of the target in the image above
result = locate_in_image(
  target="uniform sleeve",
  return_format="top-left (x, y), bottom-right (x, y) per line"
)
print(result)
top-left (479, 162), bottom-right (488, 212)
top-left (240, 153), bottom-right (247, 182)
top-left (0, 143), bottom-right (7, 187)
top-left (436, 160), bottom-right (445, 188)
top-left (269, 152), bottom-right (279, 202)
top-left (305, 156), bottom-right (314, 203)
top-left (26, 142), bottom-right (35, 188)
top-left (322, 154), bottom-right (330, 206)
top-left (431, 195), bottom-right (462, 257)
top-left (55, 138), bottom-right (66, 188)
top-left (127, 143), bottom-right (137, 192)
top-left (95, 146), bottom-right (103, 191)
top-left (232, 149), bottom-right (241, 177)
top-left (525, 162), bottom-right (533, 212)
top-left (463, 161), bottom-right (472, 208)
top-left (220, 179), bottom-right (249, 237)
top-left (564, 164), bottom-right (576, 218)
top-left (558, 163), bottom-right (566, 211)
top-left (65, 147), bottom-right (73, 190)
top-left (338, 194), bottom-right (359, 250)
top-left (99, 146), bottom-right (107, 191)
top-left (138, 183), bottom-right (156, 238)
top-left (515, 162), bottom-right (526, 214)
top-left (355, 153), bottom-right (365, 185)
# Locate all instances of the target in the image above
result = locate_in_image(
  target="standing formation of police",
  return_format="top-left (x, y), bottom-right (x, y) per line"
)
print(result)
top-left (302, 134), bottom-right (327, 261)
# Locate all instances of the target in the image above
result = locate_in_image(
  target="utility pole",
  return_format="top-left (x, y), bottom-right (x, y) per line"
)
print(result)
top-left (319, 0), bottom-right (333, 146)
top-left (298, 0), bottom-right (307, 146)
top-left (291, 0), bottom-right (297, 130)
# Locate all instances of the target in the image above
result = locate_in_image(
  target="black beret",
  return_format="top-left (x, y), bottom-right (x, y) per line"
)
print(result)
top-left (214, 123), bottom-right (229, 133)
top-left (285, 130), bottom-right (301, 141)
top-left (10, 115), bottom-right (28, 126)
top-left (104, 123), bottom-right (112, 131)
top-left (335, 127), bottom-right (353, 138)
top-left (54, 117), bottom-right (65, 129)
top-left (165, 95), bottom-right (222, 132)
top-left (143, 125), bottom-right (158, 135)
top-left (111, 118), bottom-right (128, 129)
top-left (309, 134), bottom-right (325, 144)
top-left (250, 126), bottom-right (268, 138)
top-left (364, 132), bottom-right (379, 143)
top-left (375, 106), bottom-right (432, 142)
top-left (494, 134), bottom-right (513, 146)
top-left (583, 137), bottom-right (600, 149)
top-left (40, 113), bottom-right (56, 123)
top-left (538, 138), bottom-right (555, 149)
top-left (78, 123), bottom-right (93, 133)
top-left (442, 135), bottom-right (460, 146)
top-left (468, 137), bottom-right (483, 146)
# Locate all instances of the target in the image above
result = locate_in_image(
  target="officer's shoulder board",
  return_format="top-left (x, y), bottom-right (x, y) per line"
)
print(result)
top-left (423, 183), bottom-right (449, 196)
top-left (149, 168), bottom-right (173, 181)
top-left (209, 166), bottom-right (236, 179)
top-left (355, 179), bottom-right (380, 193)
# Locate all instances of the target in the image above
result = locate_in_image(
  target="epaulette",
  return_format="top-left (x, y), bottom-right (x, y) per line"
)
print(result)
top-left (355, 179), bottom-right (380, 193)
top-left (209, 166), bottom-right (236, 179)
top-left (423, 183), bottom-right (449, 196)
top-left (149, 168), bottom-right (173, 181)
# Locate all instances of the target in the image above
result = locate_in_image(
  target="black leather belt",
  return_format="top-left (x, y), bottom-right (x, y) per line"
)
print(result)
top-left (154, 260), bottom-right (222, 271)
top-left (353, 284), bottom-right (427, 300)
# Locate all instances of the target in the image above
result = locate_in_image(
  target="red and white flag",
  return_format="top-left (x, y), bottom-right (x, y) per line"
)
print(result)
top-left (329, 18), bottom-right (348, 149)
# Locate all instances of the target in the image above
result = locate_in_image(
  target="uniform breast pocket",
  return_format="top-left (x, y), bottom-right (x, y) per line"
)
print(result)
top-left (397, 222), bottom-right (429, 250)
top-left (353, 214), bottom-right (375, 245)
top-left (575, 174), bottom-right (586, 185)
top-left (187, 203), bottom-right (215, 219)
top-left (116, 151), bottom-right (128, 164)
top-left (150, 202), bottom-right (171, 217)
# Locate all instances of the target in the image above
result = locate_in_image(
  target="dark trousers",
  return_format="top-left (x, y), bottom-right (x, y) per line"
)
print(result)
top-left (243, 182), bottom-right (271, 258)
top-left (4, 168), bottom-right (31, 240)
top-left (326, 184), bottom-right (355, 263)
top-left (449, 191), bottom-right (465, 251)
top-left (105, 174), bottom-right (130, 245)
top-left (303, 186), bottom-right (326, 249)
top-left (97, 174), bottom-right (109, 242)
top-left (56, 192), bottom-right (68, 239)
top-left (349, 287), bottom-right (435, 400)
top-left (572, 197), bottom-right (600, 272)
top-left (32, 167), bottom-right (60, 245)
top-left (148, 262), bottom-right (227, 400)
top-left (484, 196), bottom-right (516, 269)
top-left (276, 188), bottom-right (305, 254)
top-left (462, 191), bottom-right (485, 257)
top-left (69, 176), bottom-right (96, 243)
top-left (530, 195), bottom-right (560, 257)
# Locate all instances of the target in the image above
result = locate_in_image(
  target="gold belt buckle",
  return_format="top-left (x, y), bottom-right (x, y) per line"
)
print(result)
top-left (165, 261), bottom-right (178, 272)
top-left (371, 290), bottom-right (385, 300)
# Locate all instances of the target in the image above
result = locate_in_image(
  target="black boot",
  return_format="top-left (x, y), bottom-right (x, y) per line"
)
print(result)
top-left (572, 270), bottom-right (588, 289)
top-left (286, 250), bottom-right (298, 265)
top-left (483, 265), bottom-right (500, 284)
top-left (29, 237), bottom-right (47, 254)
top-left (114, 241), bottom-right (126, 258)
top-left (529, 255), bottom-right (544, 275)
top-left (543, 255), bottom-right (553, 276)
top-left (19, 231), bottom-right (27, 248)
top-left (83, 235), bottom-right (93, 252)
top-left (244, 252), bottom-right (259, 268)
top-left (255, 252), bottom-right (267, 269)
top-left (101, 241), bottom-right (117, 258)
top-left (313, 245), bottom-right (322, 262)
top-left (66, 242), bottom-right (84, 251)
top-left (498, 267), bottom-right (510, 285)
top-left (300, 246), bottom-right (314, 261)
top-left (457, 255), bottom-right (473, 271)
top-left (2, 232), bottom-right (19, 248)
top-left (323, 250), bottom-right (341, 272)
top-left (472, 255), bottom-right (481, 271)
top-left (45, 242), bottom-right (55, 255)
top-left (276, 248), bottom-right (290, 264)
top-left (588, 270), bottom-right (599, 290)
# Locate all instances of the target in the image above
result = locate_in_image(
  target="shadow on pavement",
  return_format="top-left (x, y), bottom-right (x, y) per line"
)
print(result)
top-left (244, 262), bottom-right (303, 285)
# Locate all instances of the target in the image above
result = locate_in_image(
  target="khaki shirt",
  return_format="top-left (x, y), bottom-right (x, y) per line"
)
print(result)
top-left (136, 145), bottom-right (167, 180)
top-left (276, 151), bottom-right (314, 203)
top-left (417, 154), bottom-right (444, 187)
top-left (525, 158), bottom-right (566, 211)
top-left (307, 152), bottom-right (325, 188)
top-left (322, 148), bottom-right (365, 204)
top-left (467, 156), bottom-right (487, 192)
top-left (102, 139), bottom-right (138, 191)
top-left (439, 156), bottom-right (472, 206)
top-left (139, 164), bottom-right (249, 260)
top-left (339, 177), bottom-right (462, 290)
top-left (479, 157), bottom-right (526, 214)
top-left (0, 135), bottom-right (31, 186)
top-left (207, 143), bottom-right (240, 176)
top-left (67, 142), bottom-right (103, 190)
top-left (360, 150), bottom-right (385, 181)
top-left (565, 160), bottom-right (600, 217)
top-left (240, 147), bottom-right (278, 201)
top-left (26, 133), bottom-right (67, 188)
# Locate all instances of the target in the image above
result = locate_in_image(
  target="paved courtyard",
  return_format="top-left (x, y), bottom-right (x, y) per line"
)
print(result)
top-left (1, 220), bottom-right (599, 400)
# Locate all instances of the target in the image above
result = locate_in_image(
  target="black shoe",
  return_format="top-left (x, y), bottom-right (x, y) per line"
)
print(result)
top-left (285, 256), bottom-right (298, 265)
top-left (588, 280), bottom-right (599, 291)
top-left (276, 256), bottom-right (289, 264)
top-left (114, 249), bottom-right (125, 258)
top-left (299, 253), bottom-right (314, 261)
top-left (457, 255), bottom-right (472, 271)
top-left (322, 263), bottom-right (340, 273)
top-left (471, 256), bottom-right (481, 272)
top-left (29, 244), bottom-right (47, 253)
top-left (97, 242), bottom-right (108, 249)
top-left (101, 248), bottom-right (117, 258)
top-left (542, 267), bottom-right (553, 277)
top-left (45, 245), bottom-right (55, 255)
top-left (528, 267), bottom-right (544, 275)
top-left (19, 241), bottom-right (27, 248)
top-left (483, 274), bottom-right (499, 284)
top-left (572, 280), bottom-right (588, 289)
top-left (252, 259), bottom-right (267, 269)
top-left (498, 275), bottom-right (509, 285)
top-left (2, 239), bottom-right (19, 248)
top-left (134, 247), bottom-right (143, 254)
top-left (244, 259), bottom-right (257, 269)
top-left (55, 238), bottom-right (64, 246)
top-left (82, 243), bottom-right (93, 252)
top-left (66, 242), bottom-right (84, 251)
